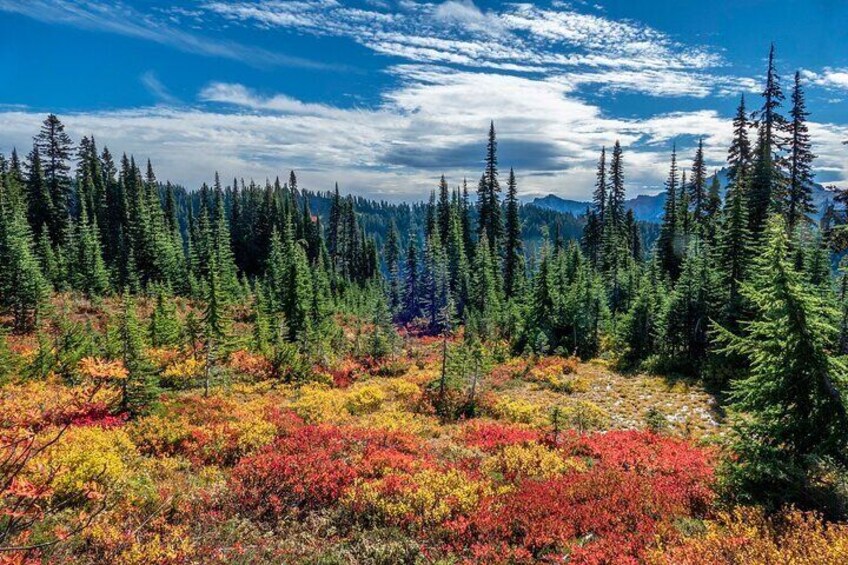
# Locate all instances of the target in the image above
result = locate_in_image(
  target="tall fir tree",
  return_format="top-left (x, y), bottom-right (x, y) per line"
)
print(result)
top-left (716, 216), bottom-right (848, 507)
top-left (503, 168), bottom-right (524, 300)
top-left (690, 138), bottom-right (708, 224)
top-left (477, 121), bottom-right (502, 255)
top-left (786, 71), bottom-right (816, 231)
top-left (749, 44), bottom-right (788, 238)
top-left (34, 114), bottom-right (74, 245)
top-left (727, 95), bottom-right (752, 197)
top-left (657, 146), bottom-right (681, 280)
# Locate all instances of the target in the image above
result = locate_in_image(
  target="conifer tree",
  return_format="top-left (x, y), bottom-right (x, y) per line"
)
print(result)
top-left (727, 95), bottom-right (752, 196)
top-left (0, 191), bottom-right (48, 331)
top-left (716, 216), bottom-right (848, 505)
top-left (690, 138), bottom-right (708, 223)
top-left (385, 220), bottom-right (402, 312)
top-left (25, 146), bottom-right (51, 241)
top-left (446, 210), bottom-right (470, 315)
top-left (72, 205), bottom-right (110, 297)
top-left (202, 258), bottom-right (229, 396)
top-left (149, 286), bottom-right (181, 348)
top-left (657, 146), bottom-right (680, 280)
top-left (403, 236), bottom-right (420, 321)
top-left (786, 71), bottom-right (816, 231)
top-left (211, 174), bottom-right (240, 298)
top-left (437, 175), bottom-right (451, 244)
top-left (468, 237), bottom-right (500, 339)
top-left (34, 114), bottom-right (73, 244)
top-left (660, 239), bottom-right (720, 370)
top-left (477, 121), bottom-right (502, 255)
top-left (118, 293), bottom-right (159, 415)
top-left (749, 44), bottom-right (788, 238)
top-left (503, 168), bottom-right (524, 300)
top-left (601, 141), bottom-right (626, 279)
top-left (619, 266), bottom-right (665, 364)
top-left (593, 146), bottom-right (607, 226)
top-left (287, 242), bottom-right (315, 340)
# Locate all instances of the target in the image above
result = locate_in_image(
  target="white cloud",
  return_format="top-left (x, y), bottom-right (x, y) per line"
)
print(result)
top-left (0, 0), bottom-right (340, 70)
top-left (202, 0), bottom-right (743, 98)
top-left (2, 68), bottom-right (846, 202)
top-left (803, 68), bottom-right (848, 91)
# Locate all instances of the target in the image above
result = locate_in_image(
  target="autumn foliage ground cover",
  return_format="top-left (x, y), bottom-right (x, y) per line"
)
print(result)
top-left (1, 301), bottom-right (847, 564)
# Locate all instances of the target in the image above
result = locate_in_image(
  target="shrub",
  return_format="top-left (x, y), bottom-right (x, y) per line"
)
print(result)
top-left (649, 507), bottom-right (848, 565)
top-left (230, 425), bottom-right (429, 520)
top-left (561, 400), bottom-right (609, 432)
top-left (445, 430), bottom-right (717, 564)
top-left (160, 357), bottom-right (204, 389)
top-left (490, 397), bottom-right (544, 426)
top-left (459, 421), bottom-right (540, 453)
top-left (43, 426), bottom-right (138, 499)
top-left (291, 384), bottom-right (348, 424)
top-left (345, 384), bottom-right (387, 415)
top-left (344, 468), bottom-right (492, 531)
top-left (481, 443), bottom-right (575, 482)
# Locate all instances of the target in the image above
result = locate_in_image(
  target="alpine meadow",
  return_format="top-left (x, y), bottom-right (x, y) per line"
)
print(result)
top-left (2, 1), bottom-right (848, 563)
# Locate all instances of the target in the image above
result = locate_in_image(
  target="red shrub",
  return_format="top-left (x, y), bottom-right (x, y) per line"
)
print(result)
top-left (64, 402), bottom-right (128, 429)
top-left (230, 425), bottom-right (430, 520)
top-left (574, 431), bottom-right (716, 513)
top-left (460, 422), bottom-right (540, 453)
top-left (446, 431), bottom-right (716, 564)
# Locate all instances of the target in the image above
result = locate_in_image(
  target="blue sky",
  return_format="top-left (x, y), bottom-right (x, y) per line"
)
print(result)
top-left (0, 0), bottom-right (846, 201)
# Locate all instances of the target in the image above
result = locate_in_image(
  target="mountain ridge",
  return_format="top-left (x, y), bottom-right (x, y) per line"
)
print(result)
top-left (530, 169), bottom-right (837, 222)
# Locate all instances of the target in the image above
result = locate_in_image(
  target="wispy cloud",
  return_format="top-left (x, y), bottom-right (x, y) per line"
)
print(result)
top-left (140, 71), bottom-right (180, 105)
top-left (202, 0), bottom-right (738, 97)
top-left (0, 0), bottom-right (342, 71)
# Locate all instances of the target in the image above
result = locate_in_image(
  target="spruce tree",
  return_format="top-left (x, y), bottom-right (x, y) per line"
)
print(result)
top-left (202, 258), bottom-right (229, 396)
top-left (118, 293), bottom-right (159, 415)
top-left (385, 220), bottom-right (402, 313)
top-left (786, 71), bottom-right (816, 231)
top-left (660, 239), bottom-right (720, 370)
top-left (657, 146), bottom-right (680, 280)
top-left (403, 236), bottom-right (420, 321)
top-left (468, 237), bottom-right (500, 339)
top-left (72, 205), bottom-right (110, 297)
top-left (34, 114), bottom-right (74, 245)
top-left (0, 192), bottom-right (49, 331)
top-left (749, 44), bottom-right (788, 238)
top-left (437, 175), bottom-right (451, 244)
top-left (149, 286), bottom-right (181, 348)
top-left (727, 95), bottom-right (752, 196)
top-left (690, 138), bottom-right (707, 224)
top-left (715, 216), bottom-right (848, 506)
top-left (25, 146), bottom-right (51, 241)
top-left (477, 121), bottom-right (502, 255)
top-left (503, 167), bottom-right (524, 300)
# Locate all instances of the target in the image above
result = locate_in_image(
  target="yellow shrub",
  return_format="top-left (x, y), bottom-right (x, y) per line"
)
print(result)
top-left (492, 397), bottom-right (544, 426)
top-left (345, 384), bottom-right (387, 415)
top-left (291, 384), bottom-right (348, 424)
top-left (355, 404), bottom-right (439, 436)
top-left (649, 507), bottom-right (848, 565)
top-left (44, 426), bottom-right (138, 498)
top-left (386, 379), bottom-right (421, 403)
top-left (232, 413), bottom-right (276, 454)
top-left (561, 400), bottom-right (609, 432)
top-left (129, 414), bottom-right (192, 457)
top-left (346, 469), bottom-right (491, 529)
top-left (482, 443), bottom-right (573, 481)
top-left (161, 357), bottom-right (204, 388)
